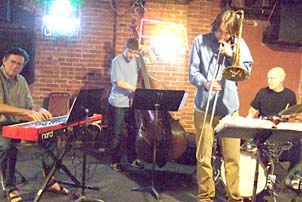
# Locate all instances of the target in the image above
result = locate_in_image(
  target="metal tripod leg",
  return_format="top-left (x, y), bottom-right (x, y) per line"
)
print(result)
top-left (132, 109), bottom-right (160, 201)
top-left (267, 173), bottom-right (278, 202)
top-left (0, 172), bottom-right (6, 198)
top-left (16, 169), bottom-right (27, 184)
top-left (74, 195), bottom-right (105, 202)
top-left (259, 143), bottom-right (278, 202)
top-left (74, 111), bottom-right (105, 202)
top-left (132, 138), bottom-right (159, 201)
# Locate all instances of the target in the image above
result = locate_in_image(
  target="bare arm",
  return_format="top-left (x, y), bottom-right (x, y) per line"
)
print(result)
top-left (247, 106), bottom-right (259, 118)
top-left (116, 81), bottom-right (136, 92)
top-left (0, 104), bottom-right (52, 122)
top-left (0, 103), bottom-right (31, 116)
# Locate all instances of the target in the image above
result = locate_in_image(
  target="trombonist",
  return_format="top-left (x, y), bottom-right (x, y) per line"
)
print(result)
top-left (189, 10), bottom-right (253, 202)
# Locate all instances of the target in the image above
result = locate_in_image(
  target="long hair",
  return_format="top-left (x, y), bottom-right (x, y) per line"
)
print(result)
top-left (211, 10), bottom-right (239, 36)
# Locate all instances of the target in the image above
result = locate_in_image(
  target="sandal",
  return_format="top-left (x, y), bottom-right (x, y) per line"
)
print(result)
top-left (290, 176), bottom-right (302, 190)
top-left (46, 177), bottom-right (69, 195)
top-left (8, 189), bottom-right (23, 202)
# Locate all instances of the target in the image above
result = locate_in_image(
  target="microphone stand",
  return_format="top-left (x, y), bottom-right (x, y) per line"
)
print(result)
top-left (75, 108), bottom-right (105, 202)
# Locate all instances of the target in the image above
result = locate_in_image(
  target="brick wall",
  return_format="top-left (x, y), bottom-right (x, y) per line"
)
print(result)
top-left (13, 0), bottom-right (302, 134)
top-left (30, 0), bottom-right (215, 132)
top-left (32, 0), bottom-right (115, 104)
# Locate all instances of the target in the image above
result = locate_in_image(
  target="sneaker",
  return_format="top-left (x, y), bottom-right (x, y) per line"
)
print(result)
top-left (291, 178), bottom-right (302, 190)
top-left (110, 163), bottom-right (124, 172)
top-left (129, 160), bottom-right (144, 169)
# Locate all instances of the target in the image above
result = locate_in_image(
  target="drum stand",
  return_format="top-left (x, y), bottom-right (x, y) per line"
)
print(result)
top-left (294, 151), bottom-right (302, 198)
top-left (259, 145), bottom-right (278, 202)
top-left (212, 138), bottom-right (222, 184)
top-left (296, 139), bottom-right (302, 197)
top-left (216, 126), bottom-right (277, 202)
top-left (285, 162), bottom-right (302, 201)
top-left (250, 132), bottom-right (279, 202)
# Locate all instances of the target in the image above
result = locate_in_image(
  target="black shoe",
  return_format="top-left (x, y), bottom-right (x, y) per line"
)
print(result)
top-left (129, 160), bottom-right (144, 169)
top-left (110, 163), bottom-right (124, 172)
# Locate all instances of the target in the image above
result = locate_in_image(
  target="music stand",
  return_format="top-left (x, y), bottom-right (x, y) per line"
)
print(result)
top-left (33, 88), bottom-right (105, 202)
top-left (66, 88), bottom-right (103, 123)
top-left (131, 88), bottom-right (186, 201)
top-left (72, 88), bottom-right (105, 202)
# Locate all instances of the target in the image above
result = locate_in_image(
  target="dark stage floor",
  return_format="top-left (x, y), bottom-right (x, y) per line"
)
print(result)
top-left (4, 140), bottom-right (302, 202)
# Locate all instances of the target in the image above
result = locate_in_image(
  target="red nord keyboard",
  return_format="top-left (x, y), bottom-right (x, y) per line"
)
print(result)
top-left (2, 114), bottom-right (102, 142)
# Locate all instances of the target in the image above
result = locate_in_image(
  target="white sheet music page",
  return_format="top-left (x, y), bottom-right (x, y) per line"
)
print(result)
top-left (215, 116), bottom-right (276, 133)
top-left (276, 122), bottom-right (302, 131)
top-left (178, 92), bottom-right (188, 110)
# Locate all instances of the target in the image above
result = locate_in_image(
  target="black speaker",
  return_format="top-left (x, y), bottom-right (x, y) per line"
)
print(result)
top-left (279, 5), bottom-right (302, 43)
top-left (0, 0), bottom-right (11, 22)
top-left (262, 4), bottom-right (302, 47)
top-left (0, 29), bottom-right (36, 84)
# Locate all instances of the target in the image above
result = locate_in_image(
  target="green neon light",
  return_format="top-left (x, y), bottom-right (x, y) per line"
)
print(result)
top-left (35, 0), bottom-right (84, 6)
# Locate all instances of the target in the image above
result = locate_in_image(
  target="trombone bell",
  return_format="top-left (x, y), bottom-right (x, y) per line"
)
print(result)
top-left (222, 10), bottom-right (248, 82)
top-left (222, 65), bottom-right (249, 81)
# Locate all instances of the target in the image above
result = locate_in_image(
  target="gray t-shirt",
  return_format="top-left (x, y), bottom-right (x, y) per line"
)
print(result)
top-left (108, 54), bottom-right (138, 108)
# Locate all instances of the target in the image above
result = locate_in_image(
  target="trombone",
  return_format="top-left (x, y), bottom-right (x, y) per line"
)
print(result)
top-left (222, 10), bottom-right (249, 81)
top-left (196, 10), bottom-right (248, 162)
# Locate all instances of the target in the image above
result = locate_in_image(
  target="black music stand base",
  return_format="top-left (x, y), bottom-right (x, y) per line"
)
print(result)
top-left (131, 139), bottom-right (160, 201)
top-left (74, 109), bottom-right (105, 202)
top-left (132, 186), bottom-right (159, 200)
top-left (74, 195), bottom-right (105, 202)
top-left (57, 180), bottom-right (99, 190)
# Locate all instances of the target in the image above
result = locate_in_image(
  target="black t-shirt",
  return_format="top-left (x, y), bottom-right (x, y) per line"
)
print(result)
top-left (250, 87), bottom-right (297, 117)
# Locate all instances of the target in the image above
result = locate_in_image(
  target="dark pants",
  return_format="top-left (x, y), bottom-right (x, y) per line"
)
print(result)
top-left (0, 135), bottom-right (18, 191)
top-left (290, 139), bottom-right (302, 170)
top-left (0, 134), bottom-right (58, 191)
top-left (280, 139), bottom-right (302, 171)
top-left (108, 104), bottom-right (138, 164)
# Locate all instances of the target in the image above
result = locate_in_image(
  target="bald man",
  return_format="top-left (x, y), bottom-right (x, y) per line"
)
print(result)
top-left (247, 67), bottom-right (296, 118)
top-left (247, 67), bottom-right (301, 178)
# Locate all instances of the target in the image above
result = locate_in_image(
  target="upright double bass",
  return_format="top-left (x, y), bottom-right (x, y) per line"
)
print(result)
top-left (134, 51), bottom-right (187, 167)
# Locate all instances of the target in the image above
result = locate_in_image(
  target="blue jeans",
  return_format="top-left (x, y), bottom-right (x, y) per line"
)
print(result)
top-left (108, 104), bottom-right (138, 164)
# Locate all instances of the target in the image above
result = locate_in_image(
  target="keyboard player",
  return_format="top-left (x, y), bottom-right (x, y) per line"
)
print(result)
top-left (0, 48), bottom-right (68, 202)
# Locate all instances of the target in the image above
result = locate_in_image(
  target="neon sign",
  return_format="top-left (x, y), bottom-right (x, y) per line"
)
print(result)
top-left (139, 18), bottom-right (188, 50)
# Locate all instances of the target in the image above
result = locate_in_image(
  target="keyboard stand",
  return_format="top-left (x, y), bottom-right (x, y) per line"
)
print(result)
top-left (33, 127), bottom-right (99, 202)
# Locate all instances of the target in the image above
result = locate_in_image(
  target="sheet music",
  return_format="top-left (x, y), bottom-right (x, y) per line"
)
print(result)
top-left (178, 92), bottom-right (188, 110)
top-left (215, 116), bottom-right (302, 141)
top-left (215, 116), bottom-right (276, 133)
top-left (276, 122), bottom-right (302, 131)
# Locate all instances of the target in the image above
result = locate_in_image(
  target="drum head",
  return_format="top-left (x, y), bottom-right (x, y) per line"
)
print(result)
top-left (220, 151), bottom-right (267, 197)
